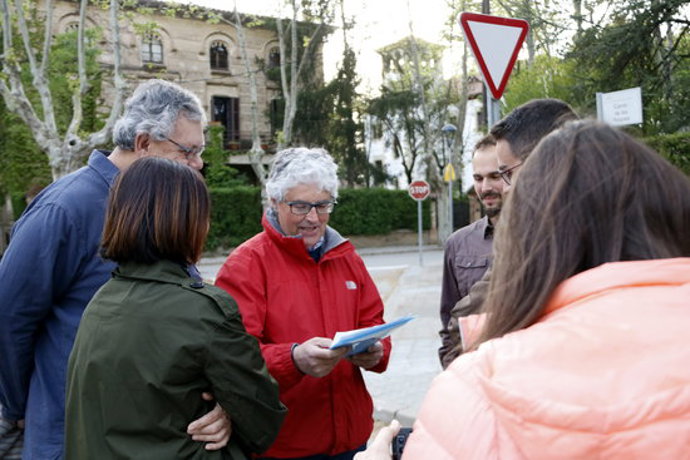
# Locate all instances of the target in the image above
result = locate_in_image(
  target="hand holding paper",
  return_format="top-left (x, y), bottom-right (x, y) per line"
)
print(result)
top-left (293, 337), bottom-right (348, 377)
top-left (348, 341), bottom-right (384, 369)
top-left (330, 315), bottom-right (416, 357)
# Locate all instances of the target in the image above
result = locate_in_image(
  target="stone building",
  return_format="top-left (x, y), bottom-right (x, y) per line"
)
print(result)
top-left (47, 0), bottom-right (326, 151)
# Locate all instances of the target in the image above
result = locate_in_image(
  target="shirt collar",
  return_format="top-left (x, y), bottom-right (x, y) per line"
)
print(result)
top-left (484, 219), bottom-right (495, 239)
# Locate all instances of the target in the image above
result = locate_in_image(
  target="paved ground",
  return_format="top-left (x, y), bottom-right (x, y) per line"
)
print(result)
top-left (198, 244), bottom-right (445, 429)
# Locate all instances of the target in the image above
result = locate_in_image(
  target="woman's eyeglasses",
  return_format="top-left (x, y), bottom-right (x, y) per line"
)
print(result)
top-left (283, 200), bottom-right (336, 215)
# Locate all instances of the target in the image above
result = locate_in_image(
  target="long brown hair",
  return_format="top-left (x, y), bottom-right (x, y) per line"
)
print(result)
top-left (479, 120), bottom-right (690, 344)
top-left (101, 157), bottom-right (210, 264)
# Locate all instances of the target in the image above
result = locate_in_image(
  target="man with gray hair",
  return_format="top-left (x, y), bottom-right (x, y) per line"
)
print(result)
top-left (0, 79), bottom-right (229, 459)
top-left (215, 147), bottom-right (391, 460)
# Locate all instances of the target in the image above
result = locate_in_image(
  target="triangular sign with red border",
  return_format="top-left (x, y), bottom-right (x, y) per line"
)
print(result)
top-left (459, 12), bottom-right (529, 100)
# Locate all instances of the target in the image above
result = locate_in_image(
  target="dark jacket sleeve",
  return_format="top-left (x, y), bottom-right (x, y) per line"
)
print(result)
top-left (441, 268), bottom-right (491, 369)
top-left (0, 204), bottom-right (79, 420)
top-left (203, 300), bottom-right (287, 454)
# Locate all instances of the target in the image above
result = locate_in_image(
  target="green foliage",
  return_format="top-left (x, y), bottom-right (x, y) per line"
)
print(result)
top-left (0, 9), bottom-right (104, 196)
top-left (206, 186), bottom-right (263, 251)
top-left (202, 125), bottom-right (249, 188)
top-left (204, 186), bottom-right (431, 252)
top-left (294, 46), bottom-right (370, 187)
top-left (503, 56), bottom-right (580, 114)
top-left (10, 191), bottom-right (28, 220)
top-left (498, 1), bottom-right (690, 136)
top-left (365, 37), bottom-right (456, 184)
top-left (329, 188), bottom-right (431, 235)
top-left (326, 46), bottom-right (368, 187)
top-left (0, 102), bottom-right (52, 201)
top-left (49, 28), bottom-right (105, 135)
top-left (565, 0), bottom-right (690, 134)
top-left (642, 132), bottom-right (690, 175)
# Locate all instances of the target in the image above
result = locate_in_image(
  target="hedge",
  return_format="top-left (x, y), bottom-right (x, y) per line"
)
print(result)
top-left (207, 186), bottom-right (263, 251)
top-left (329, 188), bottom-right (431, 235)
top-left (643, 132), bottom-right (690, 175)
top-left (206, 186), bottom-right (431, 252)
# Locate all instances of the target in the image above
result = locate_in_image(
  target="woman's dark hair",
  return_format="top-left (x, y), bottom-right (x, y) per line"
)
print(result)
top-left (101, 157), bottom-right (210, 264)
top-left (479, 120), bottom-right (690, 345)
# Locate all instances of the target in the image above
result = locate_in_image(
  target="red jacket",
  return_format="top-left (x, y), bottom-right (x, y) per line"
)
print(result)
top-left (215, 214), bottom-right (391, 457)
top-left (405, 258), bottom-right (690, 459)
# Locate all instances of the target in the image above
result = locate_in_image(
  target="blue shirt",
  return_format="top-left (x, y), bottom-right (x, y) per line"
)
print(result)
top-left (0, 150), bottom-right (119, 459)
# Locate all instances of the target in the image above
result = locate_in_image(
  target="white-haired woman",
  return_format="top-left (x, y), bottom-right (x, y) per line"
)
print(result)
top-left (215, 148), bottom-right (391, 460)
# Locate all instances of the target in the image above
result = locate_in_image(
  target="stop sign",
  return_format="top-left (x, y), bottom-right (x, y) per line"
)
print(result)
top-left (408, 180), bottom-right (430, 201)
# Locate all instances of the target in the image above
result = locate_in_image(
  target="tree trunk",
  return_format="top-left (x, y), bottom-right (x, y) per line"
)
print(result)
top-left (230, 6), bottom-right (268, 192)
top-left (276, 0), bottom-right (328, 149)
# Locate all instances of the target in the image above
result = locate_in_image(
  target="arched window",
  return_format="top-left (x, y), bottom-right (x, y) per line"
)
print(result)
top-left (64, 22), bottom-right (79, 33)
top-left (141, 33), bottom-right (163, 64)
top-left (268, 47), bottom-right (280, 69)
top-left (210, 41), bottom-right (229, 70)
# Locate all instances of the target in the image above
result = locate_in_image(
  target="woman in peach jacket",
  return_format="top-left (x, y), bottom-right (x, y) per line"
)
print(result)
top-left (357, 120), bottom-right (690, 459)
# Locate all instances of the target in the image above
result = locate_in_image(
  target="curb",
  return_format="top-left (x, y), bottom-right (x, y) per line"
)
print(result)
top-left (200, 245), bottom-right (442, 262)
top-left (373, 407), bottom-right (416, 428)
top-left (356, 244), bottom-right (440, 256)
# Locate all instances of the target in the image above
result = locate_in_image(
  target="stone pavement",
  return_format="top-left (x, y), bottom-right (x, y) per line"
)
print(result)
top-left (198, 244), bottom-right (445, 428)
top-left (360, 247), bottom-right (443, 428)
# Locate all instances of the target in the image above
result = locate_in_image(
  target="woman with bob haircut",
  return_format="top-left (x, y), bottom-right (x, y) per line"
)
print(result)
top-left (357, 120), bottom-right (690, 459)
top-left (65, 157), bottom-right (286, 459)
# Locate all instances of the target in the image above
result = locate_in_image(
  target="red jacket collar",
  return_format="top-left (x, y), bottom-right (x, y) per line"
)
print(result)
top-left (261, 213), bottom-right (353, 263)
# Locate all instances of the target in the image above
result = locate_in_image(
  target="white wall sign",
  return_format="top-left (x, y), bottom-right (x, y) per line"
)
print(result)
top-left (596, 87), bottom-right (643, 126)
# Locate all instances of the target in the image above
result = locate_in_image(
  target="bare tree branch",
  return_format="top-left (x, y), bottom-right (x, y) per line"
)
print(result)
top-left (231, 3), bottom-right (268, 186)
top-left (13, 0), bottom-right (58, 137)
top-left (39, 0), bottom-right (53, 74)
top-left (85, 0), bottom-right (126, 148)
top-left (66, 0), bottom-right (89, 142)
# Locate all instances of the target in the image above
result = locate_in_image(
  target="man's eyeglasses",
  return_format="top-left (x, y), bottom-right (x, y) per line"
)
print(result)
top-left (164, 136), bottom-right (205, 159)
top-left (498, 161), bottom-right (523, 185)
top-left (284, 200), bottom-right (336, 215)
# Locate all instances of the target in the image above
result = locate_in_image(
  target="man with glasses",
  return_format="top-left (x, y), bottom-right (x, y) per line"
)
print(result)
top-left (442, 98), bottom-right (578, 366)
top-left (438, 135), bottom-right (503, 368)
top-left (215, 148), bottom-right (391, 460)
top-left (0, 79), bottom-right (229, 459)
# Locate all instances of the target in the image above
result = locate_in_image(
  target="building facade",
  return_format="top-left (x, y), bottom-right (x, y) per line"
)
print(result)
top-left (48, 0), bottom-right (325, 151)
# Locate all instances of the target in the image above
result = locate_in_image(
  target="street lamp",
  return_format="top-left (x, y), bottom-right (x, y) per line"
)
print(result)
top-left (441, 123), bottom-right (457, 234)
top-left (441, 123), bottom-right (457, 164)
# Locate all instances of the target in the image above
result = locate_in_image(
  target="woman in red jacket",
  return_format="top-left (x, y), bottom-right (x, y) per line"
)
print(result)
top-left (215, 148), bottom-right (391, 460)
top-left (358, 120), bottom-right (690, 459)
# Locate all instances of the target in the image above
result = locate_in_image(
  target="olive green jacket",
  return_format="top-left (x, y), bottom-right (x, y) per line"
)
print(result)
top-left (65, 260), bottom-right (286, 459)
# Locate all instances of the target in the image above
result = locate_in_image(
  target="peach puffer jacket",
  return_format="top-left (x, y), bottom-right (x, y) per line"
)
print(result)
top-left (405, 258), bottom-right (690, 459)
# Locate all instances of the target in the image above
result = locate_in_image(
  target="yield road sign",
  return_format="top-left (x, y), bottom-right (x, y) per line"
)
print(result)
top-left (443, 164), bottom-right (456, 182)
top-left (408, 180), bottom-right (431, 201)
top-left (459, 12), bottom-right (529, 100)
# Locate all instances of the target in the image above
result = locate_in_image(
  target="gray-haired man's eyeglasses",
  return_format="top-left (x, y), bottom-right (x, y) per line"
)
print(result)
top-left (164, 136), bottom-right (205, 159)
top-left (284, 200), bottom-right (336, 215)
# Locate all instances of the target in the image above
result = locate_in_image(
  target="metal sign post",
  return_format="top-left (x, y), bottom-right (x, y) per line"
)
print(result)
top-left (442, 163), bottom-right (457, 235)
top-left (487, 97), bottom-right (501, 128)
top-left (417, 200), bottom-right (423, 266)
top-left (408, 180), bottom-right (431, 267)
